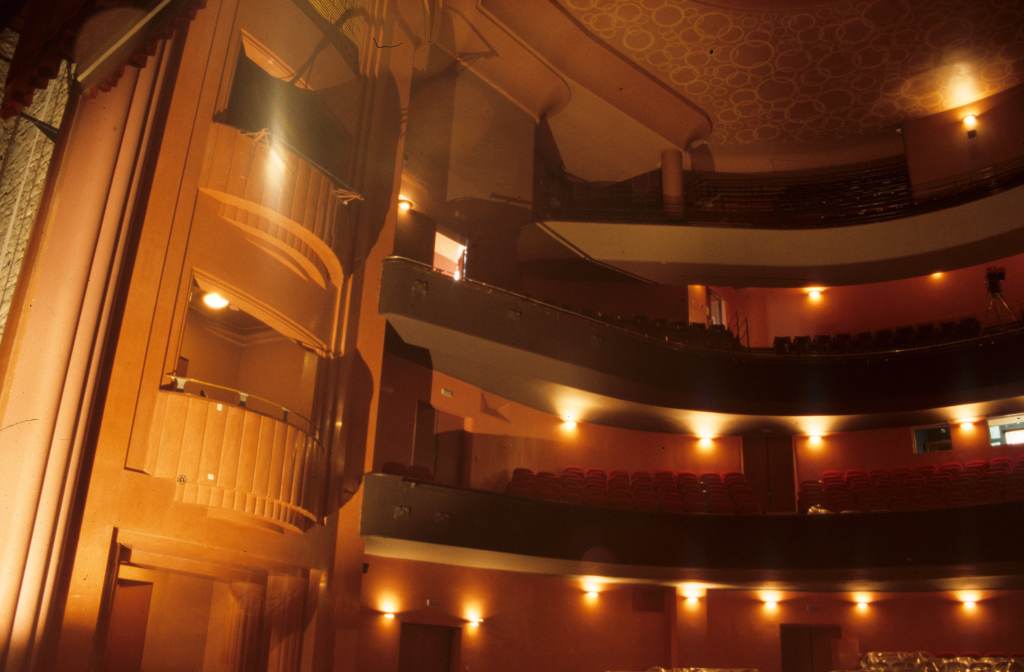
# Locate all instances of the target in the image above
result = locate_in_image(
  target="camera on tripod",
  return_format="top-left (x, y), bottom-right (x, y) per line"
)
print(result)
top-left (986, 267), bottom-right (1006, 296)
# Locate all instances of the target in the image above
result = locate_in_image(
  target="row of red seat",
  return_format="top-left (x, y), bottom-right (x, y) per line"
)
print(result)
top-left (799, 457), bottom-right (1024, 513)
top-left (506, 467), bottom-right (761, 514)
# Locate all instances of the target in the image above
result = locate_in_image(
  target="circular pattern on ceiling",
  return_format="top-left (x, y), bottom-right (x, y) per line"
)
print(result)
top-left (557, 0), bottom-right (1024, 145)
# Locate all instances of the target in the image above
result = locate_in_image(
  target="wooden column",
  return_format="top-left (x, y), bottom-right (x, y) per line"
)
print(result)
top-left (661, 148), bottom-right (684, 219)
top-left (0, 40), bottom-right (173, 669)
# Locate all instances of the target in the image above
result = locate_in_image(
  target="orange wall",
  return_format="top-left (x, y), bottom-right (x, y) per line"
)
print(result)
top-left (731, 253), bottom-right (1024, 347)
top-left (685, 589), bottom-right (1024, 672)
top-left (376, 352), bottom-right (742, 491)
top-left (904, 85), bottom-right (1024, 193)
top-left (520, 276), bottom-right (691, 324)
top-left (358, 557), bottom-right (1024, 672)
top-left (794, 422), bottom-right (1024, 483)
top-left (358, 556), bottom-right (671, 672)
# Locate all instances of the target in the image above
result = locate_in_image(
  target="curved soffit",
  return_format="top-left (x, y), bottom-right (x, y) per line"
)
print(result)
top-left (556, 0), bottom-right (1024, 147)
top-left (537, 184), bottom-right (1024, 287)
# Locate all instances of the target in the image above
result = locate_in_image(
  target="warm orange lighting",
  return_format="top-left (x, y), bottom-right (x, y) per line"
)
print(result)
top-left (931, 271), bottom-right (944, 279)
top-left (697, 435), bottom-right (713, 450)
top-left (807, 434), bottom-right (823, 447)
top-left (397, 195), bottom-right (413, 213)
top-left (962, 600), bottom-right (977, 611)
top-left (202, 291), bottom-right (229, 310)
top-left (962, 114), bottom-right (978, 129)
top-left (760, 590), bottom-right (781, 611)
top-left (958, 420), bottom-right (975, 431)
top-left (585, 590), bottom-right (599, 600)
top-left (958, 591), bottom-right (981, 610)
top-left (383, 612), bottom-right (396, 620)
top-left (856, 601), bottom-right (870, 612)
top-left (561, 414), bottom-right (578, 431)
top-left (805, 287), bottom-right (824, 302)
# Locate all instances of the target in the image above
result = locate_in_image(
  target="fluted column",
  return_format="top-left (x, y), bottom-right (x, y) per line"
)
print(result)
top-left (264, 574), bottom-right (307, 672)
top-left (0, 39), bottom-right (172, 670)
top-left (204, 581), bottom-right (265, 672)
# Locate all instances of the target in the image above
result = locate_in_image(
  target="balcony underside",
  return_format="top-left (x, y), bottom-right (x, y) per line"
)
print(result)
top-left (361, 475), bottom-right (1024, 592)
top-left (532, 184), bottom-right (1024, 287)
top-left (380, 257), bottom-right (1024, 434)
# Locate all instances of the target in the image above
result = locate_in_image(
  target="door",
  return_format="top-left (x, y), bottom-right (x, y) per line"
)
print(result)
top-left (398, 623), bottom-right (456, 672)
top-left (780, 624), bottom-right (841, 672)
top-left (743, 434), bottom-right (797, 512)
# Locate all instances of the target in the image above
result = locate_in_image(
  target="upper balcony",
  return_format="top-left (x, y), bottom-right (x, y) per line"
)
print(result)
top-left (380, 257), bottom-right (1024, 433)
top-left (530, 157), bottom-right (1024, 287)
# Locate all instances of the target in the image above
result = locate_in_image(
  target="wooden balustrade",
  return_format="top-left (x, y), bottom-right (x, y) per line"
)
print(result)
top-left (146, 390), bottom-right (326, 531)
top-left (198, 122), bottom-right (346, 290)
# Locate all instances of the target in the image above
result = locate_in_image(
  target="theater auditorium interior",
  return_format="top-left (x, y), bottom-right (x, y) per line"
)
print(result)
top-left (1, 0), bottom-right (1024, 671)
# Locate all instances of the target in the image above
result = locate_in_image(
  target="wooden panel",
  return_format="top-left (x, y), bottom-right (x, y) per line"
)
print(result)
top-left (147, 391), bottom-right (325, 530)
top-left (102, 581), bottom-right (153, 672)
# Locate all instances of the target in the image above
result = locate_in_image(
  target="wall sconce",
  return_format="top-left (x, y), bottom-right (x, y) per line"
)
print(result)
top-left (697, 435), bottom-right (714, 450)
top-left (760, 590), bottom-right (781, 611)
top-left (805, 287), bottom-right (824, 302)
top-left (560, 414), bottom-right (578, 431)
top-left (807, 435), bottom-right (824, 448)
top-left (962, 114), bottom-right (977, 139)
top-left (853, 593), bottom-right (872, 611)
top-left (382, 612), bottom-right (396, 620)
top-left (958, 420), bottom-right (976, 431)
top-left (397, 195), bottom-right (414, 213)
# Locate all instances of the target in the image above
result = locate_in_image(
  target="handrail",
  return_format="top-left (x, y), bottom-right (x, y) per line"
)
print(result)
top-left (384, 256), bottom-right (1024, 359)
top-left (536, 154), bottom-right (1024, 229)
top-left (163, 374), bottom-right (317, 438)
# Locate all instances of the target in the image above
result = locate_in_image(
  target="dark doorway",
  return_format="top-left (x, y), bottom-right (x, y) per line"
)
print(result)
top-left (742, 434), bottom-right (797, 512)
top-left (780, 624), bottom-right (842, 672)
top-left (102, 580), bottom-right (153, 671)
top-left (398, 622), bottom-right (457, 672)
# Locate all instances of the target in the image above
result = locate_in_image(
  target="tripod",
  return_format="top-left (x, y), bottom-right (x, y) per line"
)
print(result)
top-left (986, 290), bottom-right (1015, 323)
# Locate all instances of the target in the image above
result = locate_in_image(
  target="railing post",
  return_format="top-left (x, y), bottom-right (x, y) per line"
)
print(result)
top-left (661, 148), bottom-right (684, 220)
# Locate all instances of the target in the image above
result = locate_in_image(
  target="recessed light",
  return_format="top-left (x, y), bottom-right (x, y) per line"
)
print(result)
top-left (202, 291), bottom-right (229, 310)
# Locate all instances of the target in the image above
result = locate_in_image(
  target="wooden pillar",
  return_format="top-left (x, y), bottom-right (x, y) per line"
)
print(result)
top-left (204, 581), bottom-right (265, 672)
top-left (0, 39), bottom-right (173, 669)
top-left (264, 574), bottom-right (307, 672)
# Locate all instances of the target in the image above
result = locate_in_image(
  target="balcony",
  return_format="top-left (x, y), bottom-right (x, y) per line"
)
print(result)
top-left (360, 474), bottom-right (1024, 590)
top-left (143, 386), bottom-right (327, 531)
top-left (380, 257), bottom-right (1024, 432)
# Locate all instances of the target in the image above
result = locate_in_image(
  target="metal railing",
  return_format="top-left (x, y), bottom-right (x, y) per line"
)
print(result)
top-left (536, 154), bottom-right (1024, 229)
top-left (164, 374), bottom-right (316, 437)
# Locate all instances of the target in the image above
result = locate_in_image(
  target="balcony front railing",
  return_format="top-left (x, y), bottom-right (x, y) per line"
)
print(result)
top-left (147, 386), bottom-right (327, 531)
top-left (536, 155), bottom-right (1024, 229)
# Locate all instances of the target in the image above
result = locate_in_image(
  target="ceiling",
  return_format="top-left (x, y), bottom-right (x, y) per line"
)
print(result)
top-left (555, 0), bottom-right (1024, 146)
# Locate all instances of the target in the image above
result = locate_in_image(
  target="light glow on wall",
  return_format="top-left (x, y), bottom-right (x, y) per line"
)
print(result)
top-left (805, 287), bottom-right (824, 302)
top-left (931, 271), bottom-right (944, 280)
top-left (962, 113), bottom-right (978, 130)
top-left (561, 414), bottom-right (578, 431)
top-left (397, 194), bottom-right (413, 213)
top-left (697, 435), bottom-right (714, 451)
top-left (807, 434), bottom-right (824, 448)
top-left (760, 590), bottom-right (781, 611)
top-left (958, 420), bottom-right (976, 432)
top-left (853, 593), bottom-right (872, 611)
top-left (958, 591), bottom-right (981, 611)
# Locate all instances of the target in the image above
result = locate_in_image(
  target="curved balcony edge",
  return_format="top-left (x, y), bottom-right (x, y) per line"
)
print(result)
top-left (361, 474), bottom-right (1024, 591)
top-left (380, 257), bottom-right (1024, 432)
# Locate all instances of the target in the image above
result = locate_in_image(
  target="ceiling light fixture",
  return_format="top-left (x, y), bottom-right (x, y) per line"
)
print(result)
top-left (202, 291), bottom-right (230, 310)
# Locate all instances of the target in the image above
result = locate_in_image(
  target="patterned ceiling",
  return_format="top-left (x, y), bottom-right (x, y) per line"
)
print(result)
top-left (556, 0), bottom-right (1024, 145)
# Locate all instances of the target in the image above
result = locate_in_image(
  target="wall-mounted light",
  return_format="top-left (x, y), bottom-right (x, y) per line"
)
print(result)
top-left (805, 287), bottom-right (824, 302)
top-left (397, 195), bottom-right (414, 213)
top-left (681, 583), bottom-right (705, 607)
top-left (561, 414), bottom-right (578, 431)
top-left (583, 578), bottom-right (602, 600)
top-left (958, 591), bottom-right (980, 611)
top-left (760, 590), bottom-right (781, 611)
top-left (853, 593), bottom-right (872, 611)
top-left (931, 271), bottom-right (944, 280)
top-left (807, 435), bottom-right (824, 448)
top-left (697, 435), bottom-right (714, 450)
top-left (962, 114), bottom-right (978, 139)
top-left (958, 420), bottom-right (976, 431)
top-left (383, 612), bottom-right (396, 620)
top-left (202, 291), bottom-right (230, 310)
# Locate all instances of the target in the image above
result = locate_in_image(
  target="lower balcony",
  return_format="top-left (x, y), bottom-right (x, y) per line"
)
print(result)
top-left (360, 473), bottom-right (1024, 591)
top-left (379, 256), bottom-right (1024, 433)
